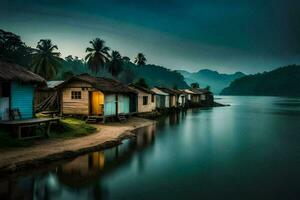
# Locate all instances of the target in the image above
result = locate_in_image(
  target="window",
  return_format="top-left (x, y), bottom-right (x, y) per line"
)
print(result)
top-left (151, 94), bottom-right (154, 102)
top-left (143, 96), bottom-right (148, 105)
top-left (71, 91), bottom-right (81, 99)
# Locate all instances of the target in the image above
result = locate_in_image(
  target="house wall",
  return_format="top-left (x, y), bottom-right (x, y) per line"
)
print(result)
top-left (118, 94), bottom-right (130, 114)
top-left (169, 95), bottom-right (177, 107)
top-left (61, 81), bottom-right (93, 115)
top-left (165, 96), bottom-right (170, 108)
top-left (137, 90), bottom-right (156, 113)
top-left (178, 94), bottom-right (186, 107)
top-left (11, 81), bottom-right (34, 119)
top-left (104, 94), bottom-right (116, 116)
top-left (61, 80), bottom-right (131, 116)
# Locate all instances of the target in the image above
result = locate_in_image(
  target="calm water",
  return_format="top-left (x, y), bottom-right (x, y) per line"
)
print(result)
top-left (1, 96), bottom-right (300, 200)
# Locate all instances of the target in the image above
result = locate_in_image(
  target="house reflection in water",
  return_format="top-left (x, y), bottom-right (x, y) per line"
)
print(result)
top-left (0, 123), bottom-right (157, 200)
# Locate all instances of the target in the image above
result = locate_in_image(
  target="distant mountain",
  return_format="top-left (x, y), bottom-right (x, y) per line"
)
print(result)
top-left (177, 69), bottom-right (245, 94)
top-left (220, 65), bottom-right (300, 96)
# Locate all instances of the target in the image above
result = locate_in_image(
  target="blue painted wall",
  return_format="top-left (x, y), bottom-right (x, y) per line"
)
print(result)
top-left (11, 81), bottom-right (34, 119)
top-left (104, 94), bottom-right (130, 116)
top-left (104, 94), bottom-right (116, 116)
top-left (118, 95), bottom-right (129, 114)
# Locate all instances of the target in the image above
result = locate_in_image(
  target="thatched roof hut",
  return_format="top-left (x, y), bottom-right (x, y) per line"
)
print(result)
top-left (0, 60), bottom-right (45, 84)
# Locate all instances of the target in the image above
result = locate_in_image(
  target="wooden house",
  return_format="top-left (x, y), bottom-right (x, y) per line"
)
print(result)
top-left (190, 88), bottom-right (214, 105)
top-left (57, 74), bottom-right (137, 119)
top-left (0, 61), bottom-right (45, 120)
top-left (129, 84), bottom-right (156, 113)
top-left (156, 87), bottom-right (182, 108)
top-left (151, 87), bottom-right (170, 109)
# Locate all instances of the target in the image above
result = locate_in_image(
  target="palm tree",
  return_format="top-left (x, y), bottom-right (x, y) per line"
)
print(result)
top-left (122, 56), bottom-right (130, 63)
top-left (107, 50), bottom-right (123, 77)
top-left (134, 53), bottom-right (147, 66)
top-left (85, 38), bottom-right (110, 74)
top-left (31, 39), bottom-right (61, 80)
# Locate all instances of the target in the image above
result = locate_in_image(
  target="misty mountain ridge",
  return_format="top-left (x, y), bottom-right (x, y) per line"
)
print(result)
top-left (177, 69), bottom-right (245, 94)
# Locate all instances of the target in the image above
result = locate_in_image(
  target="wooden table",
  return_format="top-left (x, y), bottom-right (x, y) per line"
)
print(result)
top-left (0, 118), bottom-right (60, 139)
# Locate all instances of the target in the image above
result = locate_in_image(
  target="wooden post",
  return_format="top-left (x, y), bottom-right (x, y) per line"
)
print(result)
top-left (18, 126), bottom-right (21, 139)
top-left (45, 122), bottom-right (51, 138)
top-left (115, 94), bottom-right (118, 117)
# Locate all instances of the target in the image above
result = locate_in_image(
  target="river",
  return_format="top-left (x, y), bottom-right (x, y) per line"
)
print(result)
top-left (1, 96), bottom-right (299, 199)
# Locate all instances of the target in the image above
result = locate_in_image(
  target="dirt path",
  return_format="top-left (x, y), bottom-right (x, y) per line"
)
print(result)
top-left (0, 117), bottom-right (155, 174)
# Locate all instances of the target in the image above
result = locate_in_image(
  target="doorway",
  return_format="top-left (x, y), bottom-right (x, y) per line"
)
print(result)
top-left (90, 91), bottom-right (104, 116)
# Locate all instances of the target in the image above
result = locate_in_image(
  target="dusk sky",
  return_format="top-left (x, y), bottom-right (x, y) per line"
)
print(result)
top-left (1, 0), bottom-right (299, 73)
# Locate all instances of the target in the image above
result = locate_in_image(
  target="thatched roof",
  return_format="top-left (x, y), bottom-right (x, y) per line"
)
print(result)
top-left (60, 74), bottom-right (136, 94)
top-left (190, 88), bottom-right (212, 94)
top-left (0, 60), bottom-right (45, 84)
top-left (128, 84), bottom-right (155, 94)
top-left (157, 87), bottom-right (183, 95)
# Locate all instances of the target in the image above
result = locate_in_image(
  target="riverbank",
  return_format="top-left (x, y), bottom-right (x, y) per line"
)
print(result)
top-left (0, 117), bottom-right (155, 175)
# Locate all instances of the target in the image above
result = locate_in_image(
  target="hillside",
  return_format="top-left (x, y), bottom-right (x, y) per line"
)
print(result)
top-left (125, 63), bottom-right (189, 88)
top-left (220, 65), bottom-right (300, 96)
top-left (59, 61), bottom-right (189, 89)
top-left (178, 69), bottom-right (245, 94)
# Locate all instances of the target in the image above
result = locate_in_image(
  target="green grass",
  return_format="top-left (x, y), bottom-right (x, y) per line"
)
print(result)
top-left (50, 118), bottom-right (97, 138)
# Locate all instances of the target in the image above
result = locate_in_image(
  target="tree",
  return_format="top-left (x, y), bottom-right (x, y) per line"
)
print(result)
top-left (62, 71), bottom-right (74, 80)
top-left (134, 78), bottom-right (148, 88)
top-left (205, 85), bottom-right (211, 91)
top-left (107, 50), bottom-right (123, 77)
top-left (122, 56), bottom-right (131, 63)
top-left (31, 39), bottom-right (62, 80)
top-left (85, 38), bottom-right (110, 74)
top-left (134, 53), bottom-right (147, 66)
top-left (64, 55), bottom-right (85, 73)
top-left (0, 29), bottom-right (32, 67)
top-left (191, 82), bottom-right (200, 88)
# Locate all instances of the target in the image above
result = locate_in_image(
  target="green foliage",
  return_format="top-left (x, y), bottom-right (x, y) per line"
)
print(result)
top-left (134, 53), bottom-right (147, 66)
top-left (107, 50), bottom-right (123, 77)
top-left (221, 65), bottom-right (300, 96)
top-left (0, 29), bottom-right (33, 68)
top-left (191, 82), bottom-right (200, 88)
top-left (85, 38), bottom-right (110, 74)
top-left (0, 29), bottom-right (190, 88)
top-left (125, 63), bottom-right (189, 88)
top-left (31, 39), bottom-right (62, 80)
top-left (50, 118), bottom-right (97, 138)
top-left (134, 78), bottom-right (149, 88)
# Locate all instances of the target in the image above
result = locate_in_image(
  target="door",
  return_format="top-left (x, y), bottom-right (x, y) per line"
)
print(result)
top-left (91, 91), bottom-right (104, 115)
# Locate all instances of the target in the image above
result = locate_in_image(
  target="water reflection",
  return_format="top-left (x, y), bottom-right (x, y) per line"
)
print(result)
top-left (0, 124), bottom-right (158, 200)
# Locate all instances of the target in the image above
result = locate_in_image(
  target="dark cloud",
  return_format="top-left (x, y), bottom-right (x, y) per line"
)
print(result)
top-left (0, 0), bottom-right (299, 73)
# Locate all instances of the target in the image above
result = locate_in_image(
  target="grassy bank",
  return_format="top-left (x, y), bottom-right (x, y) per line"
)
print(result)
top-left (50, 118), bottom-right (97, 138)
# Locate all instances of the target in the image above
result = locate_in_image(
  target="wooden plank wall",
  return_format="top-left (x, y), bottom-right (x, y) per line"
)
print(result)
top-left (61, 81), bottom-right (94, 115)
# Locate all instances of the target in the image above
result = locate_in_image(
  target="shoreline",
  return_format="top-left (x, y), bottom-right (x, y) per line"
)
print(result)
top-left (0, 117), bottom-right (155, 176)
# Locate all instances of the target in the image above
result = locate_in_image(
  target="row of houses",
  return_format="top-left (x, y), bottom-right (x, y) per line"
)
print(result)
top-left (0, 61), bottom-right (213, 123)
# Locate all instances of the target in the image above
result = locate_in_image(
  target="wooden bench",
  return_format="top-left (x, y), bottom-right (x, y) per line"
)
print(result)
top-left (0, 118), bottom-right (60, 139)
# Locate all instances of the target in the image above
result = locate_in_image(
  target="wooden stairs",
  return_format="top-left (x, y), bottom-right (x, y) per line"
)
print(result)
top-left (86, 115), bottom-right (104, 124)
top-left (118, 113), bottom-right (127, 123)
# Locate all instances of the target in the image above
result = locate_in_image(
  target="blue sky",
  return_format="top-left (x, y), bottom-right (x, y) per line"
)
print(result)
top-left (0, 0), bottom-right (299, 73)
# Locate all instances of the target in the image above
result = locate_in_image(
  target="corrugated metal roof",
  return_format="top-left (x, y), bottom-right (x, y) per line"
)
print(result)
top-left (47, 81), bottom-right (64, 88)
